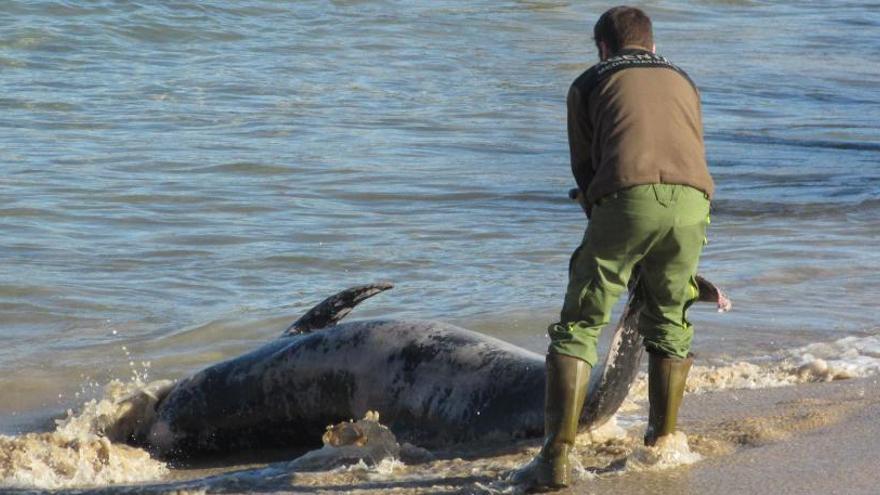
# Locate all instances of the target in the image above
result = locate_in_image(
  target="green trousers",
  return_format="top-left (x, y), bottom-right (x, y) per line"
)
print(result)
top-left (548, 184), bottom-right (710, 366)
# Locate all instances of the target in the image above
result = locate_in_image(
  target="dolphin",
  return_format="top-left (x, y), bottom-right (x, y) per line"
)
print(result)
top-left (135, 277), bottom-right (729, 458)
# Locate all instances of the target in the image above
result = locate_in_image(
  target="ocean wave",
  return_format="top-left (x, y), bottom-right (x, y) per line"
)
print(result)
top-left (710, 197), bottom-right (880, 219)
top-left (624, 333), bottom-right (880, 406)
top-left (710, 132), bottom-right (880, 152)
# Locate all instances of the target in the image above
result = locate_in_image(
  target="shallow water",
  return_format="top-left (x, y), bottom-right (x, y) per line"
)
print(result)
top-left (2, 333), bottom-right (877, 493)
top-left (0, 0), bottom-right (879, 491)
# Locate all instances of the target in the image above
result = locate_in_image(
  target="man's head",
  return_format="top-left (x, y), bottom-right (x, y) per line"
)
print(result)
top-left (593, 6), bottom-right (654, 60)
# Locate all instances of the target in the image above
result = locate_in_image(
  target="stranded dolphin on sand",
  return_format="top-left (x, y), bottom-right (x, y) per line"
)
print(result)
top-left (130, 279), bottom-right (729, 458)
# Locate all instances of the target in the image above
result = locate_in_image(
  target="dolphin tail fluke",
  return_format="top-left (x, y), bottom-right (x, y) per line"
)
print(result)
top-left (695, 274), bottom-right (732, 312)
top-left (282, 282), bottom-right (393, 336)
top-left (581, 273), bottom-right (731, 429)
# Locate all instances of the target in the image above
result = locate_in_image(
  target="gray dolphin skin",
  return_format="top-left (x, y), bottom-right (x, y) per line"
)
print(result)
top-left (143, 278), bottom-right (730, 458)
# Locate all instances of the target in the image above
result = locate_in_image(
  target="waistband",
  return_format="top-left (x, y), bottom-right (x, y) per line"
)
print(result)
top-left (594, 184), bottom-right (710, 206)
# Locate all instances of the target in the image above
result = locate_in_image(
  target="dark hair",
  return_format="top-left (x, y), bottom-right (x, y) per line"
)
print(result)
top-left (593, 6), bottom-right (653, 54)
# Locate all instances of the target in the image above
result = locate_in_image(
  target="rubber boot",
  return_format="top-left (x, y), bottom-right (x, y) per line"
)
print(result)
top-left (511, 352), bottom-right (590, 491)
top-left (644, 352), bottom-right (693, 446)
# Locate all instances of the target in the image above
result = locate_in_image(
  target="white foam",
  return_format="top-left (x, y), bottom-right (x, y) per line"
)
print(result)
top-left (336, 457), bottom-right (405, 478)
top-left (625, 432), bottom-right (702, 471)
top-left (0, 379), bottom-right (170, 490)
top-left (582, 415), bottom-right (628, 444)
top-left (620, 333), bottom-right (880, 408)
top-left (788, 335), bottom-right (880, 380)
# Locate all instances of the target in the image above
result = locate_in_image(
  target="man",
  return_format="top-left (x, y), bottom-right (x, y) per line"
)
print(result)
top-left (514, 6), bottom-right (714, 491)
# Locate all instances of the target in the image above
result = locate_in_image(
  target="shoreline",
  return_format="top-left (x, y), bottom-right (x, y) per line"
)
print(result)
top-left (26, 375), bottom-right (879, 495)
top-left (586, 375), bottom-right (880, 494)
top-left (235, 376), bottom-right (880, 494)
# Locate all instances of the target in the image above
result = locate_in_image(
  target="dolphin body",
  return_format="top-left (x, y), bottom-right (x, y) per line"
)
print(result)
top-left (141, 278), bottom-right (730, 458)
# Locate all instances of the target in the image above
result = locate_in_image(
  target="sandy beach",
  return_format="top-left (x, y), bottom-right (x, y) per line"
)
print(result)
top-left (255, 376), bottom-right (880, 495)
top-left (79, 374), bottom-right (877, 495)
top-left (4, 335), bottom-right (880, 494)
top-left (584, 376), bottom-right (880, 495)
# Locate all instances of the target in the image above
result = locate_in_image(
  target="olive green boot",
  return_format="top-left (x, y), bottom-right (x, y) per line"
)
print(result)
top-left (511, 352), bottom-right (590, 491)
top-left (644, 353), bottom-right (694, 446)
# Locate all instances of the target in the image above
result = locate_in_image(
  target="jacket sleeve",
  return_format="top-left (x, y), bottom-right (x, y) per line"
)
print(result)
top-left (567, 84), bottom-right (594, 196)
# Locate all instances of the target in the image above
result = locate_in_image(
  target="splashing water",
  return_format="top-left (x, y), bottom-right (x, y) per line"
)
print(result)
top-left (624, 432), bottom-right (703, 471)
top-left (3, 333), bottom-right (880, 492)
top-left (0, 379), bottom-right (171, 490)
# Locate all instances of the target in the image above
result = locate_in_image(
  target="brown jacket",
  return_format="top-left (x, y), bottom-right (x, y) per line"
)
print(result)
top-left (568, 48), bottom-right (714, 206)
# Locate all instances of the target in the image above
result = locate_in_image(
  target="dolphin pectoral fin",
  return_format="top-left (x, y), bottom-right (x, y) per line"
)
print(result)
top-left (282, 282), bottom-right (394, 336)
top-left (695, 274), bottom-right (732, 313)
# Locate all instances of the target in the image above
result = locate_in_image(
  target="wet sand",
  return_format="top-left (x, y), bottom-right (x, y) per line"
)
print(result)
top-left (3, 375), bottom-right (878, 494)
top-left (565, 376), bottom-right (880, 495)
top-left (268, 376), bottom-right (880, 494)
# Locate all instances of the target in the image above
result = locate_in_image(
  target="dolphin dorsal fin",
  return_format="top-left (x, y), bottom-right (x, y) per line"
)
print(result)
top-left (282, 282), bottom-right (393, 336)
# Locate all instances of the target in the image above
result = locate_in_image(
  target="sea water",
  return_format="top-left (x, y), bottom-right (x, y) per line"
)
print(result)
top-left (0, 0), bottom-right (878, 491)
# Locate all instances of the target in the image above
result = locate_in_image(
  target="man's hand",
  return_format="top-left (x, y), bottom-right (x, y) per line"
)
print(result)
top-left (568, 188), bottom-right (591, 218)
